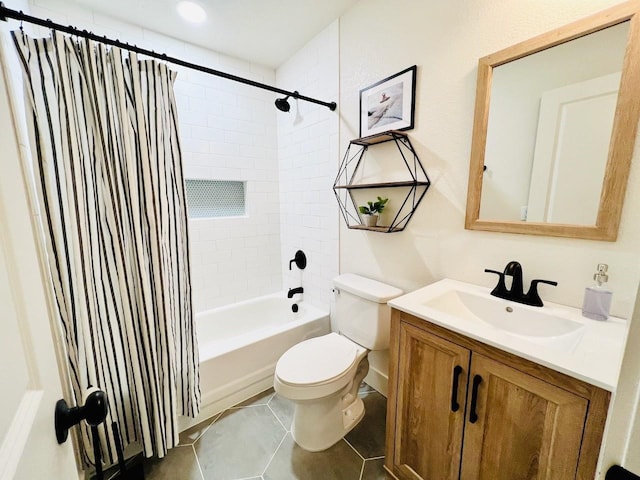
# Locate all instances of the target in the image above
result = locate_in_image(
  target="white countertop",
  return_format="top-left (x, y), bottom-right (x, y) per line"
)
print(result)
top-left (388, 279), bottom-right (628, 391)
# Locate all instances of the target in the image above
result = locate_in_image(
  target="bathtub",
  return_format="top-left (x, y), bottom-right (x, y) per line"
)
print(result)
top-left (181, 292), bottom-right (330, 429)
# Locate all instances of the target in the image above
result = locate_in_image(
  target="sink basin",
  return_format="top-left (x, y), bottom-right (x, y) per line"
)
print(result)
top-left (387, 278), bottom-right (628, 391)
top-left (424, 289), bottom-right (584, 339)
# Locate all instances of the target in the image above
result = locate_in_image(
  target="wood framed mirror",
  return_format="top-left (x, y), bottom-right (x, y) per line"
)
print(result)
top-left (465, 1), bottom-right (640, 241)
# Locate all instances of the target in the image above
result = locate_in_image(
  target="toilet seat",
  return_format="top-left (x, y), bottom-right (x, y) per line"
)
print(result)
top-left (276, 333), bottom-right (362, 387)
top-left (274, 333), bottom-right (367, 401)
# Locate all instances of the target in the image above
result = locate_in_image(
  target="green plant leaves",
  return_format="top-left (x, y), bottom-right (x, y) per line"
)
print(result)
top-left (359, 197), bottom-right (388, 215)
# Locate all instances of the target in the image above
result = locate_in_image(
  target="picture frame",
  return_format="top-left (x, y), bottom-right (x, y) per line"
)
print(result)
top-left (359, 65), bottom-right (417, 137)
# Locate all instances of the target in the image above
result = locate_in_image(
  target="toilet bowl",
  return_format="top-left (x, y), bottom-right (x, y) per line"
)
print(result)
top-left (274, 273), bottom-right (403, 452)
top-left (274, 332), bottom-right (369, 451)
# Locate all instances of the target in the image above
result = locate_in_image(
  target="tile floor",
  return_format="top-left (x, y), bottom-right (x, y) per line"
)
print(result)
top-left (143, 384), bottom-right (389, 480)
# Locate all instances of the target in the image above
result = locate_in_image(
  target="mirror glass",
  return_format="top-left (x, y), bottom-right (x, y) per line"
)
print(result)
top-left (466, 2), bottom-right (640, 241)
top-left (479, 22), bottom-right (629, 225)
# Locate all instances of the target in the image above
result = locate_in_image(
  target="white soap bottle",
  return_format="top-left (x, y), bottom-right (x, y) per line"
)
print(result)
top-left (582, 264), bottom-right (612, 321)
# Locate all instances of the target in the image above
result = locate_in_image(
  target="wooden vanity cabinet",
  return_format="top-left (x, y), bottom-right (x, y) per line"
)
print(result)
top-left (385, 309), bottom-right (611, 480)
top-left (392, 322), bottom-right (470, 479)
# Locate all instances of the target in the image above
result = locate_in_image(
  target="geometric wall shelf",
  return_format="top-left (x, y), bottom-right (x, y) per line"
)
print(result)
top-left (333, 130), bottom-right (431, 232)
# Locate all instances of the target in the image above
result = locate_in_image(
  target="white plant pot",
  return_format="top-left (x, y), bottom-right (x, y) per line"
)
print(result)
top-left (363, 214), bottom-right (379, 227)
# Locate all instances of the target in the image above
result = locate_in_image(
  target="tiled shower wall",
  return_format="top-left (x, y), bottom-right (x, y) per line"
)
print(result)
top-left (276, 21), bottom-right (340, 312)
top-left (177, 63), bottom-right (281, 312)
top-left (21, 0), bottom-right (283, 313)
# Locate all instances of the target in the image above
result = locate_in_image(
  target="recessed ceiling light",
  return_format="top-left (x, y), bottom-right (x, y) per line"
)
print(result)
top-left (176, 1), bottom-right (207, 24)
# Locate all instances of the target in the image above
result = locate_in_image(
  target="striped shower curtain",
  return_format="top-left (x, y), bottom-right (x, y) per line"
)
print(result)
top-left (12, 30), bottom-right (200, 463)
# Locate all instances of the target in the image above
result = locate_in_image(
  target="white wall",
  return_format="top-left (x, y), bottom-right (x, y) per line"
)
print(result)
top-left (15, 0), bottom-right (283, 313)
top-left (276, 21), bottom-right (339, 312)
top-left (338, 0), bottom-right (640, 320)
top-left (337, 0), bottom-right (640, 476)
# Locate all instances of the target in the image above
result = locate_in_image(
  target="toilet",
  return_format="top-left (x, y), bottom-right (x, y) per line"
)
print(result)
top-left (274, 273), bottom-right (403, 452)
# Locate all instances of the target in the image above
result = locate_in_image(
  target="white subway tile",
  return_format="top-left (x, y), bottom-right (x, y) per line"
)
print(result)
top-left (209, 142), bottom-right (239, 156)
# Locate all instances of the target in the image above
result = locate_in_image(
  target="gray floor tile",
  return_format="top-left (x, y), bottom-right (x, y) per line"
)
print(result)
top-left (359, 382), bottom-right (375, 394)
top-left (235, 388), bottom-right (275, 407)
top-left (195, 405), bottom-right (286, 480)
top-left (264, 434), bottom-right (363, 480)
top-left (362, 458), bottom-right (390, 480)
top-left (180, 414), bottom-right (220, 446)
top-left (268, 393), bottom-right (295, 430)
top-left (144, 445), bottom-right (203, 480)
top-left (345, 391), bottom-right (387, 459)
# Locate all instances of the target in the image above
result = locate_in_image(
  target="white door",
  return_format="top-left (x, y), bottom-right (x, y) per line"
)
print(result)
top-left (0, 42), bottom-right (79, 479)
top-left (526, 72), bottom-right (621, 224)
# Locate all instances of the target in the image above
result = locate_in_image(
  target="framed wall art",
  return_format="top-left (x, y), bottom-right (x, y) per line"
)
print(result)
top-left (359, 65), bottom-right (417, 137)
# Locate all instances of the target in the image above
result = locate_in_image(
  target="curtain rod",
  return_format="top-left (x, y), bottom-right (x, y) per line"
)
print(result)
top-left (0, 2), bottom-right (337, 111)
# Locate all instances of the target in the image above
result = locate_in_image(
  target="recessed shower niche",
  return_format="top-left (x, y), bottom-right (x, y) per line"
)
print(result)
top-left (333, 130), bottom-right (430, 232)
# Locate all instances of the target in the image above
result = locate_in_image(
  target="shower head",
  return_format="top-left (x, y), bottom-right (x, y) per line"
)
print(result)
top-left (275, 96), bottom-right (290, 112)
top-left (275, 91), bottom-right (298, 112)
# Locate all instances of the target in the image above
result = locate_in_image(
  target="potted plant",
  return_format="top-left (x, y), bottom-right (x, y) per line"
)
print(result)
top-left (358, 196), bottom-right (389, 227)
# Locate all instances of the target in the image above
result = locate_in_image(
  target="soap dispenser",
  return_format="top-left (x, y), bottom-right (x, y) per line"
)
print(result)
top-left (582, 264), bottom-right (612, 321)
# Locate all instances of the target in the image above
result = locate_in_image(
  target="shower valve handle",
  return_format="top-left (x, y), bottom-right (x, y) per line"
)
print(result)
top-left (288, 250), bottom-right (307, 270)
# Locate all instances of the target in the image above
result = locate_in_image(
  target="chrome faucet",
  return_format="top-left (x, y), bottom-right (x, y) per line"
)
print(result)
top-left (287, 286), bottom-right (304, 298)
top-left (485, 261), bottom-right (557, 307)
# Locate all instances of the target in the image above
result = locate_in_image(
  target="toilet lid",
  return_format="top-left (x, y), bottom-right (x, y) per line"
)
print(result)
top-left (276, 333), bottom-right (360, 386)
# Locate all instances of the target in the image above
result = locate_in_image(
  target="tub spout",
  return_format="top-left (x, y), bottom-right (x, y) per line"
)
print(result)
top-left (288, 287), bottom-right (304, 298)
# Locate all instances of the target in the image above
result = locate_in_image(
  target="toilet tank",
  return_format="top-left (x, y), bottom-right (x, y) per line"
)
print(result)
top-left (333, 273), bottom-right (403, 350)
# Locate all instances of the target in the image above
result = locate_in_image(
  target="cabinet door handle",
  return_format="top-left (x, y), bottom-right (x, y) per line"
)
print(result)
top-left (451, 365), bottom-right (463, 412)
top-left (469, 374), bottom-right (482, 424)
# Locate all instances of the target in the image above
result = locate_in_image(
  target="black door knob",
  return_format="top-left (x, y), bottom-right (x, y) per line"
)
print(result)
top-left (55, 389), bottom-right (108, 444)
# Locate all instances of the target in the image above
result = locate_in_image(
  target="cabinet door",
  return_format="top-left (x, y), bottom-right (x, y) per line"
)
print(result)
top-left (392, 322), bottom-right (471, 480)
top-left (460, 354), bottom-right (589, 480)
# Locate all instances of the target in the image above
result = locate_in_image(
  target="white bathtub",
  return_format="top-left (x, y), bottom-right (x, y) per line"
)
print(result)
top-left (181, 292), bottom-right (330, 429)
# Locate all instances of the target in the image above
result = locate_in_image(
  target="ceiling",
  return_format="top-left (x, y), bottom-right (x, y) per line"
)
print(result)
top-left (72, 0), bottom-right (358, 68)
